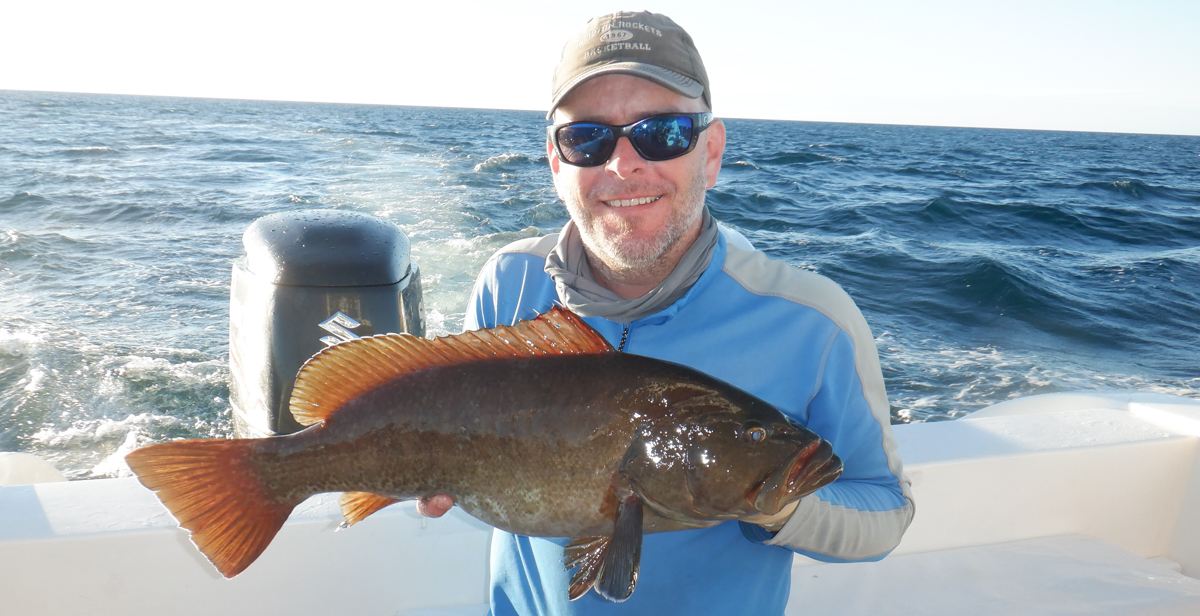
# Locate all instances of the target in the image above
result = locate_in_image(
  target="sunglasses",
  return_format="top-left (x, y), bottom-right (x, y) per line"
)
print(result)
top-left (548, 112), bottom-right (715, 167)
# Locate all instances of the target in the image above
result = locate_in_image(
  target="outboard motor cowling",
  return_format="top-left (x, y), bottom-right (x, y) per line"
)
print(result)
top-left (229, 210), bottom-right (424, 438)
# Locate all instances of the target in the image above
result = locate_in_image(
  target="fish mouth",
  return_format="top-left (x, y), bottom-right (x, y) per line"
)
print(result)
top-left (785, 439), bottom-right (842, 496)
top-left (753, 439), bottom-right (843, 514)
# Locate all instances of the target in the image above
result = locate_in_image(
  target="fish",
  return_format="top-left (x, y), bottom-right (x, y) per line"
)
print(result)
top-left (124, 306), bottom-right (842, 602)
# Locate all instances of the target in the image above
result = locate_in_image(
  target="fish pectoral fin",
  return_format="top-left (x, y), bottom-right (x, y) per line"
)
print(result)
top-left (339, 492), bottom-right (401, 528)
top-left (595, 493), bottom-right (644, 602)
top-left (564, 495), bottom-right (645, 602)
top-left (565, 536), bottom-right (608, 601)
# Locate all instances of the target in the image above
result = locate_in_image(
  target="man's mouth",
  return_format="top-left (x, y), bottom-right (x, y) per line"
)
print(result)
top-left (602, 195), bottom-right (661, 207)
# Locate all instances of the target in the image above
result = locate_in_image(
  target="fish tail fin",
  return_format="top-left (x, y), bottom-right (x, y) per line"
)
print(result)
top-left (125, 439), bottom-right (300, 578)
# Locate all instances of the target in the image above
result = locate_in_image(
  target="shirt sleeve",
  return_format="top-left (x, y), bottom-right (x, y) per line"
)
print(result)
top-left (465, 247), bottom-right (561, 333)
top-left (465, 260), bottom-right (496, 332)
top-left (747, 328), bottom-right (915, 562)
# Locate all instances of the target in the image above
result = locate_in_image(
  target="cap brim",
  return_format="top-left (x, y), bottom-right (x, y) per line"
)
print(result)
top-left (546, 62), bottom-right (705, 120)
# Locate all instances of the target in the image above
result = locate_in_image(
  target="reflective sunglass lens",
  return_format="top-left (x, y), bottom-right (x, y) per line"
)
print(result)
top-left (557, 124), bottom-right (615, 166)
top-left (631, 116), bottom-right (694, 160)
top-left (551, 114), bottom-right (708, 166)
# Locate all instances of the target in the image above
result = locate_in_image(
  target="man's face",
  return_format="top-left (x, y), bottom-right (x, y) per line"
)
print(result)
top-left (548, 74), bottom-right (726, 275)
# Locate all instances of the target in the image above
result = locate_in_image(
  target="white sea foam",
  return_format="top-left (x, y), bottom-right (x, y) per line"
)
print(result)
top-left (29, 413), bottom-right (181, 448)
top-left (21, 367), bottom-right (46, 393)
top-left (424, 309), bottom-right (451, 337)
top-left (472, 153), bottom-right (541, 174)
top-left (0, 328), bottom-right (43, 348)
top-left (118, 355), bottom-right (225, 386)
top-left (29, 412), bottom-right (186, 479)
top-left (882, 333), bottom-right (1198, 422)
top-left (89, 430), bottom-right (145, 478)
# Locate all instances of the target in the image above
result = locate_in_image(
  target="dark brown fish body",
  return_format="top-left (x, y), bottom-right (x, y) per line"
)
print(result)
top-left (126, 308), bottom-right (842, 601)
top-left (253, 353), bottom-right (833, 537)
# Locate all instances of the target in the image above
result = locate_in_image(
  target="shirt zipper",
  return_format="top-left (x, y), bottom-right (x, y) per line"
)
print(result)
top-left (618, 324), bottom-right (630, 352)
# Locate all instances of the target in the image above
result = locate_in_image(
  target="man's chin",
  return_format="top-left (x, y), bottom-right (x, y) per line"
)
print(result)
top-left (585, 234), bottom-right (669, 270)
top-left (598, 243), bottom-right (665, 270)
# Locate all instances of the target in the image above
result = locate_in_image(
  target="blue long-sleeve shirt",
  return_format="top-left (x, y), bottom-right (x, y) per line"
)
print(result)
top-left (465, 231), bottom-right (914, 615)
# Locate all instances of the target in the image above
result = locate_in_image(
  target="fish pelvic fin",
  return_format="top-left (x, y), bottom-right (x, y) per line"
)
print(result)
top-left (339, 492), bottom-right (401, 528)
top-left (565, 536), bottom-right (608, 601)
top-left (125, 439), bottom-right (300, 578)
top-left (289, 305), bottom-right (613, 426)
top-left (564, 494), bottom-right (645, 603)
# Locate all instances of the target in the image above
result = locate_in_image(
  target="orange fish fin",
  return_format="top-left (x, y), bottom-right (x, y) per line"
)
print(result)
top-left (565, 536), bottom-right (609, 601)
top-left (290, 306), bottom-right (613, 426)
top-left (125, 439), bottom-right (300, 578)
top-left (339, 491), bottom-right (400, 527)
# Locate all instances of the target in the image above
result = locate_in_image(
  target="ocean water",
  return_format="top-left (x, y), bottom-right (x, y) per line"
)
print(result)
top-left (1, 90), bottom-right (1197, 479)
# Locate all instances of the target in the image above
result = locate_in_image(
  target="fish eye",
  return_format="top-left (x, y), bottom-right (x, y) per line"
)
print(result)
top-left (742, 422), bottom-right (768, 443)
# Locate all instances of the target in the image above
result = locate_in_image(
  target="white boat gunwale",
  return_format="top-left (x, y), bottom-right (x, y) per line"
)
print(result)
top-left (2, 390), bottom-right (1198, 615)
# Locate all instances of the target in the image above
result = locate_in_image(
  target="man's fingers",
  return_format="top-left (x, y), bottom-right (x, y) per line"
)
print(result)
top-left (417, 493), bottom-right (455, 518)
top-left (743, 499), bottom-right (800, 531)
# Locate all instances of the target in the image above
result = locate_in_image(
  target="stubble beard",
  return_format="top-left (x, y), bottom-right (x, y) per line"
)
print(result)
top-left (564, 159), bottom-right (709, 280)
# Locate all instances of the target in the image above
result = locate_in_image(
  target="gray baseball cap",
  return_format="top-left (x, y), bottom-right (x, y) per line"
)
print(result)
top-left (548, 11), bottom-right (711, 120)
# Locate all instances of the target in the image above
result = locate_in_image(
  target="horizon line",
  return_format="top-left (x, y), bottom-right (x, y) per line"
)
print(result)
top-left (4, 87), bottom-right (1199, 140)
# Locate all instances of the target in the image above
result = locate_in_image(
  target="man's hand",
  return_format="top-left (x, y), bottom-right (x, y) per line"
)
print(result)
top-left (417, 493), bottom-right (455, 518)
top-left (743, 500), bottom-right (799, 533)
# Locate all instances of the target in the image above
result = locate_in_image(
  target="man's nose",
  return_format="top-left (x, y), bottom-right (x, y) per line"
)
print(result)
top-left (604, 136), bottom-right (647, 178)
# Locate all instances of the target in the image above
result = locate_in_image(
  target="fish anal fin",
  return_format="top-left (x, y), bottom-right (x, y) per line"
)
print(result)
top-left (565, 536), bottom-right (609, 601)
top-left (290, 306), bottom-right (613, 426)
top-left (339, 491), bottom-right (401, 528)
top-left (594, 494), bottom-right (644, 602)
top-left (124, 439), bottom-right (300, 578)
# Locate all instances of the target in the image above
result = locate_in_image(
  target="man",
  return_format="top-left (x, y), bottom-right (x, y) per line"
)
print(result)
top-left (420, 10), bottom-right (914, 615)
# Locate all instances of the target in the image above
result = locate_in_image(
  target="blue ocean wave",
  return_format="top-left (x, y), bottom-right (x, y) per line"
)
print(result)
top-left (892, 166), bottom-right (972, 180)
top-left (64, 146), bottom-right (121, 157)
top-left (362, 129), bottom-right (413, 138)
top-left (196, 150), bottom-right (287, 163)
top-left (1076, 179), bottom-right (1200, 202)
top-left (809, 143), bottom-right (866, 152)
top-left (0, 190), bottom-right (50, 209)
top-left (472, 153), bottom-right (546, 174)
top-left (758, 151), bottom-right (848, 165)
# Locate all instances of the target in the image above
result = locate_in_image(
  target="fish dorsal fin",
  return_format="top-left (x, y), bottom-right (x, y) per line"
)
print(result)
top-left (289, 306), bottom-right (613, 426)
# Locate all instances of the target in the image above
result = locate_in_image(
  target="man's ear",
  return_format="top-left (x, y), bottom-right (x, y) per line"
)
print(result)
top-left (547, 139), bottom-right (561, 175)
top-left (704, 118), bottom-right (726, 190)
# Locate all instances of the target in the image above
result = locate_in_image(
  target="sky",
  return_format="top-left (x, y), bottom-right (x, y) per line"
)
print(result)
top-left (2, 0), bottom-right (1198, 136)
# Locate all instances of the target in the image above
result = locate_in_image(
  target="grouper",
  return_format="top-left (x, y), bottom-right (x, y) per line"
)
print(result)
top-left (124, 307), bottom-right (842, 602)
